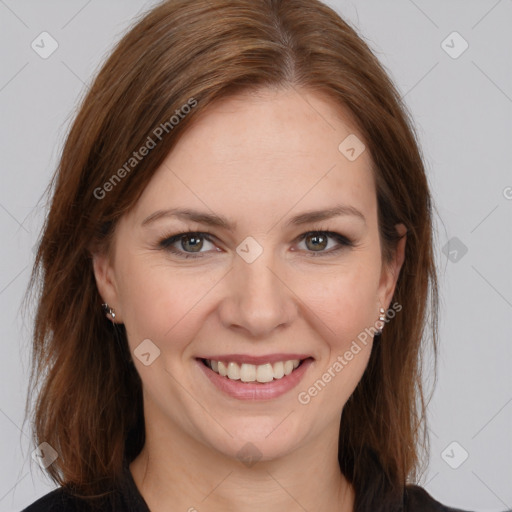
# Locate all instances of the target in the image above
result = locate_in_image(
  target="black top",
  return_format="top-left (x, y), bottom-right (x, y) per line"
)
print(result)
top-left (20, 458), bottom-right (484, 512)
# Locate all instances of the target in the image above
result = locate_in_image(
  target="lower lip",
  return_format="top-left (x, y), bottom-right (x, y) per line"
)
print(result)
top-left (195, 358), bottom-right (314, 401)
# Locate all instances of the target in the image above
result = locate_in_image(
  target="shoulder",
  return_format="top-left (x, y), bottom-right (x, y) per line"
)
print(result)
top-left (21, 487), bottom-right (79, 512)
top-left (20, 458), bottom-right (149, 512)
top-left (405, 485), bottom-right (475, 512)
top-left (20, 486), bottom-right (115, 512)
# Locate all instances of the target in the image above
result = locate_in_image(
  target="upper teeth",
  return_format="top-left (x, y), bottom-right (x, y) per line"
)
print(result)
top-left (206, 359), bottom-right (301, 383)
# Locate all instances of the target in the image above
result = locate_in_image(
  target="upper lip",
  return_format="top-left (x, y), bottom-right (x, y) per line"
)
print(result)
top-left (197, 354), bottom-right (313, 365)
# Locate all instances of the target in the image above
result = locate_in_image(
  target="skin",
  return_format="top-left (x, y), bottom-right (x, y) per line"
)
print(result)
top-left (92, 86), bottom-right (406, 512)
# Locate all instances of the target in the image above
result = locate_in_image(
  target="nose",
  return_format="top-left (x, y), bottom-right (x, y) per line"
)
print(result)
top-left (217, 249), bottom-right (297, 338)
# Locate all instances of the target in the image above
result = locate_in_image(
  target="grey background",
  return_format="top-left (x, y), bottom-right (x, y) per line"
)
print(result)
top-left (0, 0), bottom-right (511, 511)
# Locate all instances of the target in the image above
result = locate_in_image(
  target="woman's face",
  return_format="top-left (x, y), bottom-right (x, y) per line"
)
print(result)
top-left (93, 87), bottom-right (405, 463)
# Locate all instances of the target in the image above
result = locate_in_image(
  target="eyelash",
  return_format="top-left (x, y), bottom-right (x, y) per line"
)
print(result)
top-left (157, 229), bottom-right (354, 259)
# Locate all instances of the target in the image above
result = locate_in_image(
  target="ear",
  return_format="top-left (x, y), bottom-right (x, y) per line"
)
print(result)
top-left (377, 223), bottom-right (407, 309)
top-left (91, 248), bottom-right (123, 323)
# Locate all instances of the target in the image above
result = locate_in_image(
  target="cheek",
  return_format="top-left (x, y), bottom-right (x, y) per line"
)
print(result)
top-left (294, 256), bottom-right (381, 342)
top-left (295, 262), bottom-right (378, 410)
top-left (116, 253), bottom-right (220, 351)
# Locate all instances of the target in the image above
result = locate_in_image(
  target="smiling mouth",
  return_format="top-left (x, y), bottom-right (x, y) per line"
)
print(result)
top-left (198, 357), bottom-right (312, 384)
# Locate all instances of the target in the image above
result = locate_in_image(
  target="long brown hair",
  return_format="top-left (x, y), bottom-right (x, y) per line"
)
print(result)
top-left (23, 0), bottom-right (438, 506)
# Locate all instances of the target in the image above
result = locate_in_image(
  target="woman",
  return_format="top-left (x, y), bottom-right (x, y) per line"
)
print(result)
top-left (21, 0), bottom-right (491, 511)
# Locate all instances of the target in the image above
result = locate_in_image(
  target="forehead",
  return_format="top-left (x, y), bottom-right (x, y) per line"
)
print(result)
top-left (130, 87), bottom-right (377, 228)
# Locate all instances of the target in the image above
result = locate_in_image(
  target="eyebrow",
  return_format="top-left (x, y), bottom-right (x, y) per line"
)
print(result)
top-left (141, 204), bottom-right (366, 230)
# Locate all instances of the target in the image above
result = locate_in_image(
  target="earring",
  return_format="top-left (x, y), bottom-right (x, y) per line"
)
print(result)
top-left (101, 303), bottom-right (116, 320)
top-left (376, 307), bottom-right (386, 335)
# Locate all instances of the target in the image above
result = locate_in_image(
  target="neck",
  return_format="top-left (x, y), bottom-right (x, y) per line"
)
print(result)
top-left (129, 425), bottom-right (355, 512)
